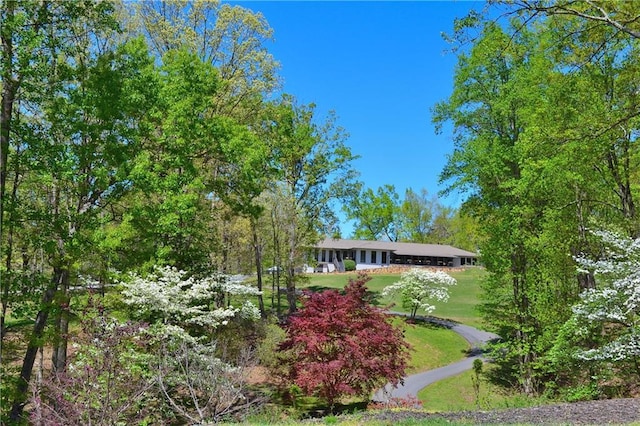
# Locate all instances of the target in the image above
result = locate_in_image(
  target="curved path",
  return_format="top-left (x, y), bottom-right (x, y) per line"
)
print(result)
top-left (373, 314), bottom-right (499, 402)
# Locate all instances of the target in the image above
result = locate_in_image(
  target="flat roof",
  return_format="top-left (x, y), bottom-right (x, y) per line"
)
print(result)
top-left (315, 238), bottom-right (477, 258)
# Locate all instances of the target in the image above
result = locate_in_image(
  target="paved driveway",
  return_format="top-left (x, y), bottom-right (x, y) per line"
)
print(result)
top-left (373, 315), bottom-right (499, 402)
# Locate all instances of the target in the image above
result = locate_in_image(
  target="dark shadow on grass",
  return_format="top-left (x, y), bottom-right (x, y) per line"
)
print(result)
top-left (304, 285), bottom-right (333, 293)
top-left (303, 286), bottom-right (382, 306)
top-left (301, 400), bottom-right (369, 418)
top-left (406, 316), bottom-right (451, 328)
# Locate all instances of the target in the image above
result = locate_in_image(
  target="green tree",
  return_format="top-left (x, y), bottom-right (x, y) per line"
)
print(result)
top-left (397, 188), bottom-right (434, 243)
top-left (265, 96), bottom-right (358, 313)
top-left (1, 2), bottom-right (157, 419)
top-left (344, 184), bottom-right (400, 241)
top-left (436, 4), bottom-right (640, 396)
top-left (434, 21), bottom-right (560, 394)
top-left (125, 0), bottom-right (280, 121)
top-left (120, 1), bottom-right (283, 316)
top-left (446, 208), bottom-right (482, 253)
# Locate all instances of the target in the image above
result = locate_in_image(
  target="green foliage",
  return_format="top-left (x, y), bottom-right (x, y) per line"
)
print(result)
top-left (398, 188), bottom-right (434, 243)
top-left (433, 5), bottom-right (640, 396)
top-left (343, 185), bottom-right (480, 247)
top-left (343, 259), bottom-right (356, 271)
top-left (256, 322), bottom-right (288, 369)
top-left (344, 184), bottom-right (400, 241)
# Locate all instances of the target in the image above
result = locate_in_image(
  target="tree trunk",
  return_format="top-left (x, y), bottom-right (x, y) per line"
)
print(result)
top-left (286, 273), bottom-right (296, 314)
top-left (52, 278), bottom-right (70, 372)
top-left (0, 0), bottom-right (17, 367)
top-left (287, 221), bottom-right (297, 314)
top-left (10, 267), bottom-right (66, 422)
top-left (251, 217), bottom-right (265, 318)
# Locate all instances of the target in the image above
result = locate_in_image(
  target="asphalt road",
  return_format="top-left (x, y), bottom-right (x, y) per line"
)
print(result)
top-left (373, 315), bottom-right (499, 402)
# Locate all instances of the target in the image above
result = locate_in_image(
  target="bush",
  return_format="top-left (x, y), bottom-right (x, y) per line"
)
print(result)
top-left (277, 274), bottom-right (410, 407)
top-left (344, 259), bottom-right (356, 271)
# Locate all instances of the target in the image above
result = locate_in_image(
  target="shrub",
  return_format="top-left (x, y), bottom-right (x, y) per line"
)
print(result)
top-left (344, 259), bottom-right (356, 271)
top-left (277, 274), bottom-right (410, 407)
top-left (29, 298), bottom-right (154, 425)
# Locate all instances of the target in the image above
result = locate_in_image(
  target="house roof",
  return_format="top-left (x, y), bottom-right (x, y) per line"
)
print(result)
top-left (315, 238), bottom-right (477, 258)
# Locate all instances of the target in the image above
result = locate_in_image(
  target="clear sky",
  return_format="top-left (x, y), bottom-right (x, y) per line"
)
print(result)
top-left (226, 1), bottom-right (483, 235)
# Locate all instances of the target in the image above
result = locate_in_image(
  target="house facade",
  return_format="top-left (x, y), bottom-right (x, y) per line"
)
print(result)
top-left (310, 238), bottom-right (477, 273)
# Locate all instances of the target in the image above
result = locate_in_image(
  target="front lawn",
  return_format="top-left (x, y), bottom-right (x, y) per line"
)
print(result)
top-left (398, 318), bottom-right (469, 374)
top-left (417, 362), bottom-right (551, 411)
top-left (303, 268), bottom-right (486, 328)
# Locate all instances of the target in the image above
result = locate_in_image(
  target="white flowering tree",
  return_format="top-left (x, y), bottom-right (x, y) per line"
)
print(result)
top-left (121, 266), bottom-right (262, 423)
top-left (547, 229), bottom-right (640, 399)
top-left (122, 266), bottom-right (261, 330)
top-left (559, 230), bottom-right (640, 363)
top-left (382, 268), bottom-right (457, 319)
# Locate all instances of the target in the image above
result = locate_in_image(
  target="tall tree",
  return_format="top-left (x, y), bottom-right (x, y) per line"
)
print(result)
top-left (397, 188), bottom-right (434, 243)
top-left (2, 3), bottom-right (157, 418)
top-left (344, 184), bottom-right (400, 241)
top-left (265, 96), bottom-right (358, 313)
top-left (435, 21), bottom-right (554, 394)
top-left (436, 3), bottom-right (640, 395)
top-left (125, 0), bottom-right (280, 121)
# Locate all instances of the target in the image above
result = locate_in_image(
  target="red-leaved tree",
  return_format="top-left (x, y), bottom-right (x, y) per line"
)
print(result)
top-left (279, 273), bottom-right (410, 407)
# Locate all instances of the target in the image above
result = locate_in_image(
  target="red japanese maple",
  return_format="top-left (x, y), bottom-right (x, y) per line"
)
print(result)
top-left (279, 273), bottom-right (410, 406)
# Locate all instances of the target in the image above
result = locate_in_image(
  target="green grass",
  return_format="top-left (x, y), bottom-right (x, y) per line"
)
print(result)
top-left (397, 318), bottom-right (469, 373)
top-left (417, 363), bottom-right (551, 412)
top-left (301, 270), bottom-right (479, 374)
top-left (304, 268), bottom-right (487, 328)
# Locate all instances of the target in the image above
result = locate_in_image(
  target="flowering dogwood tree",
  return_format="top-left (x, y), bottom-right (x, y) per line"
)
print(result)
top-left (121, 266), bottom-right (262, 423)
top-left (382, 268), bottom-right (457, 319)
top-left (564, 230), bottom-right (640, 364)
top-left (122, 266), bottom-right (261, 330)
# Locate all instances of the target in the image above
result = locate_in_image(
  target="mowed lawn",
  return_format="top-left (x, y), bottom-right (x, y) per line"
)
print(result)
top-left (303, 267), bottom-right (486, 329)
top-left (302, 268), bottom-right (487, 374)
top-left (398, 318), bottom-right (470, 373)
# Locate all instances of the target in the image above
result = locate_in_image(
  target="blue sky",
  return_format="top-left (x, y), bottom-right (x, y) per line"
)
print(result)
top-left (226, 1), bottom-right (483, 234)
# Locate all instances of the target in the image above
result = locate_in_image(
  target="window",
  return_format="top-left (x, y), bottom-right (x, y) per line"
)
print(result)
top-left (321, 250), bottom-right (326, 262)
top-left (360, 250), bottom-right (366, 263)
top-left (382, 251), bottom-right (387, 264)
top-left (329, 250), bottom-right (333, 262)
top-left (371, 250), bottom-right (377, 263)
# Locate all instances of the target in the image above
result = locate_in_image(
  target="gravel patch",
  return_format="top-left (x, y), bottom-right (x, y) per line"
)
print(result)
top-left (361, 398), bottom-right (640, 425)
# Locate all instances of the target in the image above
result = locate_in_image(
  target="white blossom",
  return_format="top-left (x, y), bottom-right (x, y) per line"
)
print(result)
top-left (382, 268), bottom-right (457, 317)
top-left (121, 266), bottom-right (260, 330)
top-left (569, 229), bottom-right (640, 363)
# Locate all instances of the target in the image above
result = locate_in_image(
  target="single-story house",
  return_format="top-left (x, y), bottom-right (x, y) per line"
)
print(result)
top-left (309, 238), bottom-right (478, 273)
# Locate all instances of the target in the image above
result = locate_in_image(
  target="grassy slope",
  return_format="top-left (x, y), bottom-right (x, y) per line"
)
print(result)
top-left (303, 268), bottom-right (486, 374)
top-left (417, 363), bottom-right (550, 412)
top-left (399, 319), bottom-right (470, 373)
top-left (304, 268), bottom-right (511, 410)
top-left (304, 268), bottom-right (486, 328)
